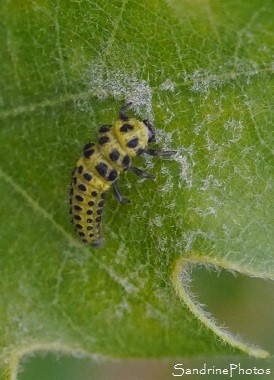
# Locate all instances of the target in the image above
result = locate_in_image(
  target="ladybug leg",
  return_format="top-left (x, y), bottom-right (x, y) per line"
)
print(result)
top-left (129, 166), bottom-right (155, 179)
top-left (113, 181), bottom-right (131, 204)
top-left (143, 148), bottom-right (177, 157)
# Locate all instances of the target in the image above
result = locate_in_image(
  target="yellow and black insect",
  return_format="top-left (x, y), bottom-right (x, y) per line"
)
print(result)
top-left (70, 102), bottom-right (176, 246)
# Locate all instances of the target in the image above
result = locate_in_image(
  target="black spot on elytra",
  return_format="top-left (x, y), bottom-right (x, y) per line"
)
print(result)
top-left (87, 226), bottom-right (93, 230)
top-left (73, 177), bottom-right (77, 184)
top-left (74, 215), bottom-right (82, 221)
top-left (78, 184), bottom-right (87, 192)
top-left (127, 137), bottom-right (139, 148)
top-left (74, 205), bottom-right (82, 211)
top-left (78, 165), bottom-right (83, 174)
top-left (89, 233), bottom-right (94, 238)
top-left (83, 172), bottom-right (92, 181)
top-left (101, 192), bottom-right (107, 199)
top-left (120, 123), bottom-right (133, 132)
top-left (86, 210), bottom-right (93, 215)
top-left (91, 190), bottom-right (98, 197)
top-left (75, 224), bottom-right (83, 229)
top-left (98, 200), bottom-right (104, 207)
top-left (88, 200), bottom-right (95, 206)
top-left (96, 216), bottom-right (101, 223)
top-left (83, 142), bottom-right (93, 150)
top-left (99, 125), bottom-right (111, 133)
top-left (79, 231), bottom-right (85, 237)
top-left (84, 148), bottom-right (95, 159)
top-left (75, 195), bottom-right (84, 202)
top-left (97, 209), bottom-right (103, 215)
top-left (108, 169), bottom-right (117, 181)
top-left (87, 218), bottom-right (93, 223)
top-left (109, 149), bottom-right (120, 161)
top-left (95, 162), bottom-right (108, 178)
top-left (98, 136), bottom-right (110, 145)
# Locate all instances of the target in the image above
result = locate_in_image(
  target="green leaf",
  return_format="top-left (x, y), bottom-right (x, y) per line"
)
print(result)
top-left (0, 0), bottom-right (273, 378)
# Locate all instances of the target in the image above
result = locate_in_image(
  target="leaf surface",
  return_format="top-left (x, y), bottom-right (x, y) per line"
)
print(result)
top-left (0, 0), bottom-right (273, 378)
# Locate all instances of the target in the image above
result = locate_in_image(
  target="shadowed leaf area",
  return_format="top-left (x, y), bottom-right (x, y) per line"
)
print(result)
top-left (0, 0), bottom-right (273, 378)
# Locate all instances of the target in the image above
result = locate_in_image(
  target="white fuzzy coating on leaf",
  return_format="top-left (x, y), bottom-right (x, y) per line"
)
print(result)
top-left (85, 62), bottom-right (154, 120)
